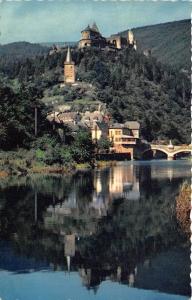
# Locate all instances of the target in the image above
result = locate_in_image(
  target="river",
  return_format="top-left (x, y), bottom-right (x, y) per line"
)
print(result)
top-left (0, 160), bottom-right (191, 300)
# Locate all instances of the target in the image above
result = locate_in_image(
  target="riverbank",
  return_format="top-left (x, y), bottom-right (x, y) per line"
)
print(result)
top-left (0, 150), bottom-right (117, 178)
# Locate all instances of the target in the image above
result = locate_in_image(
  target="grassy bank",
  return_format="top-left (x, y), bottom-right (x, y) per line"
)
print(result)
top-left (0, 151), bottom-right (118, 178)
top-left (0, 150), bottom-right (76, 177)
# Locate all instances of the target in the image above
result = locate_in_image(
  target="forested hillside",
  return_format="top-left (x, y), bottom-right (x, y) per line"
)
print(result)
top-left (0, 46), bottom-right (190, 146)
top-left (0, 42), bottom-right (48, 59)
top-left (120, 19), bottom-right (190, 71)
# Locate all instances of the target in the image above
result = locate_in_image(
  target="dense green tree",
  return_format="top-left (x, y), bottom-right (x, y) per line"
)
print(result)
top-left (71, 129), bottom-right (94, 163)
top-left (0, 84), bottom-right (50, 149)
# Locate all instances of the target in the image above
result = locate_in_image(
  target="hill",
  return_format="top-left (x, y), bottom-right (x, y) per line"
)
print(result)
top-left (0, 47), bottom-right (190, 145)
top-left (0, 42), bottom-right (48, 58)
top-left (119, 19), bottom-right (190, 72)
top-left (40, 42), bottom-right (77, 48)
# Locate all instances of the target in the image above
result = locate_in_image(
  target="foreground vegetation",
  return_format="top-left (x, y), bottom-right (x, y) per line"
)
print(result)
top-left (0, 131), bottom-right (95, 176)
top-left (176, 182), bottom-right (191, 238)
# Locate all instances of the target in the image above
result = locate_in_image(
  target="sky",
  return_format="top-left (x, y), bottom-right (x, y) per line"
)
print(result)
top-left (0, 0), bottom-right (191, 44)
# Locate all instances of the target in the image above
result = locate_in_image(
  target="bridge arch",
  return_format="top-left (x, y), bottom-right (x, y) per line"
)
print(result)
top-left (142, 148), bottom-right (169, 159)
top-left (172, 149), bottom-right (192, 159)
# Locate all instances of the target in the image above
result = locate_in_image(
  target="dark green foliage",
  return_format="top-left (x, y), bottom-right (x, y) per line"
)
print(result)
top-left (71, 129), bottom-right (94, 163)
top-left (97, 137), bottom-right (112, 153)
top-left (0, 84), bottom-right (51, 150)
top-left (32, 130), bottom-right (94, 165)
top-left (120, 19), bottom-right (190, 72)
top-left (77, 48), bottom-right (190, 143)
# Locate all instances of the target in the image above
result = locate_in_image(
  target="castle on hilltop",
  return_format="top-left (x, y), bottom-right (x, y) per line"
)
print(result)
top-left (50, 22), bottom-right (137, 56)
top-left (79, 22), bottom-right (137, 50)
top-left (62, 23), bottom-right (137, 84)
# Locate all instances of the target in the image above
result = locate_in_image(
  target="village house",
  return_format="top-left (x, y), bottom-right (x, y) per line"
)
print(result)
top-left (108, 123), bottom-right (139, 159)
top-left (90, 119), bottom-right (140, 159)
top-left (91, 121), bottom-right (109, 142)
top-left (124, 121), bottom-right (140, 138)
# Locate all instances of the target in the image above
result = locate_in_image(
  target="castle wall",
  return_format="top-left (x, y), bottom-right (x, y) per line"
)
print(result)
top-left (79, 39), bottom-right (92, 48)
top-left (82, 31), bottom-right (90, 39)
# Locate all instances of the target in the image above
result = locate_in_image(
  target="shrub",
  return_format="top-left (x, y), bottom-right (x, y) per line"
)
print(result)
top-left (60, 147), bottom-right (73, 165)
top-left (36, 149), bottom-right (45, 161)
top-left (176, 181), bottom-right (191, 238)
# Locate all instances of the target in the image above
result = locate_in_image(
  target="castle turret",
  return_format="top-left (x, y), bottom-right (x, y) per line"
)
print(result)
top-left (64, 47), bottom-right (75, 84)
top-left (127, 29), bottom-right (137, 50)
top-left (79, 22), bottom-right (107, 49)
top-left (127, 29), bottom-right (134, 45)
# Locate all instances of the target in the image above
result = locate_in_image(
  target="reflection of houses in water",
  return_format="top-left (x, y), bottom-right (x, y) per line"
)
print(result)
top-left (93, 165), bottom-right (140, 203)
top-left (108, 165), bottom-right (140, 201)
top-left (92, 172), bottom-right (110, 217)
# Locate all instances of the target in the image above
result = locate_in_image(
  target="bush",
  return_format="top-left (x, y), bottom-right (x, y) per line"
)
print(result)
top-left (97, 137), bottom-right (112, 153)
top-left (71, 129), bottom-right (94, 163)
top-left (60, 147), bottom-right (73, 165)
top-left (35, 149), bottom-right (45, 161)
top-left (176, 181), bottom-right (190, 238)
top-left (32, 134), bottom-right (58, 151)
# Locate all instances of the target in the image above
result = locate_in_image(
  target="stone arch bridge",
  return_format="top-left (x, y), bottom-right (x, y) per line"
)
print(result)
top-left (141, 144), bottom-right (192, 160)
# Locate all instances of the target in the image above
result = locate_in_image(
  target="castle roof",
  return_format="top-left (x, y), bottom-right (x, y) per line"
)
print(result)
top-left (81, 24), bottom-right (91, 32)
top-left (91, 22), bottom-right (100, 33)
top-left (81, 23), bottom-right (101, 35)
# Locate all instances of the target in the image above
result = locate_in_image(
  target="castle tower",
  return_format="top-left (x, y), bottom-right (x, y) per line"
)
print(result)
top-left (127, 29), bottom-right (137, 50)
top-left (127, 30), bottom-right (134, 45)
top-left (64, 47), bottom-right (75, 84)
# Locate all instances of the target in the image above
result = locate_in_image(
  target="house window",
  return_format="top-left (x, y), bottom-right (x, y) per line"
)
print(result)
top-left (115, 138), bottom-right (121, 142)
top-left (115, 130), bottom-right (121, 135)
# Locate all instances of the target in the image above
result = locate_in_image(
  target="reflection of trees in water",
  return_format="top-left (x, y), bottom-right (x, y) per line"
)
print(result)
top-left (0, 169), bottom-right (189, 291)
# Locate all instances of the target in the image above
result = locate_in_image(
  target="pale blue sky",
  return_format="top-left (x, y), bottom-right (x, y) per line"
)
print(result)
top-left (0, 0), bottom-right (191, 44)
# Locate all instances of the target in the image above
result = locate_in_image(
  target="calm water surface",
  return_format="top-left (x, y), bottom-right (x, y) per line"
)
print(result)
top-left (0, 160), bottom-right (191, 300)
